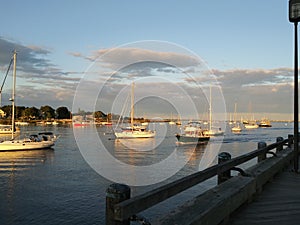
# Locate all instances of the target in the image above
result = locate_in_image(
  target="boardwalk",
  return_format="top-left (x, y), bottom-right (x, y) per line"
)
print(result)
top-left (230, 160), bottom-right (300, 225)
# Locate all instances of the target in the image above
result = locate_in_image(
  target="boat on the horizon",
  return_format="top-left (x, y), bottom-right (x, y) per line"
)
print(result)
top-left (0, 51), bottom-right (58, 151)
top-left (259, 118), bottom-right (272, 127)
top-left (245, 122), bottom-right (259, 129)
top-left (176, 121), bottom-right (210, 145)
top-left (114, 83), bottom-right (155, 139)
top-left (231, 102), bottom-right (242, 133)
top-left (0, 124), bottom-right (20, 135)
top-left (203, 86), bottom-right (224, 137)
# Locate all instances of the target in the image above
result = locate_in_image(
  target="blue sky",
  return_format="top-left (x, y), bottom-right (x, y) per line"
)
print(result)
top-left (0, 0), bottom-right (296, 120)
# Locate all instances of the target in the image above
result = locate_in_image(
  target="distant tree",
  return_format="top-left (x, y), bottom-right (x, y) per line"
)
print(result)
top-left (16, 106), bottom-right (25, 119)
top-left (24, 107), bottom-right (40, 119)
top-left (93, 111), bottom-right (106, 119)
top-left (56, 106), bottom-right (71, 119)
top-left (40, 105), bottom-right (55, 119)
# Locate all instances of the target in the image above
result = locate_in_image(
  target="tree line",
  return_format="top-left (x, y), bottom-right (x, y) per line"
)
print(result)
top-left (0, 105), bottom-right (71, 120)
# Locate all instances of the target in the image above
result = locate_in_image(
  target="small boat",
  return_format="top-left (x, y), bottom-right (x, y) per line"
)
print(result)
top-left (245, 122), bottom-right (259, 129)
top-left (115, 83), bottom-right (155, 139)
top-left (259, 119), bottom-right (272, 127)
top-left (0, 51), bottom-right (57, 151)
top-left (231, 125), bottom-right (242, 133)
top-left (203, 86), bottom-right (224, 136)
top-left (0, 124), bottom-right (20, 134)
top-left (203, 128), bottom-right (224, 136)
top-left (231, 103), bottom-right (242, 133)
top-left (0, 132), bottom-right (58, 151)
top-left (176, 121), bottom-right (210, 145)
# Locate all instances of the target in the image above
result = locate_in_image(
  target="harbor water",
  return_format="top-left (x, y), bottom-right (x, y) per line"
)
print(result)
top-left (0, 122), bottom-right (294, 225)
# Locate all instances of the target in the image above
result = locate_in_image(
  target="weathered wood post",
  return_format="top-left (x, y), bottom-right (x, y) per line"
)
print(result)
top-left (106, 183), bottom-right (131, 225)
top-left (288, 134), bottom-right (294, 148)
top-left (218, 152), bottom-right (231, 184)
top-left (257, 142), bottom-right (267, 162)
top-left (276, 137), bottom-right (284, 153)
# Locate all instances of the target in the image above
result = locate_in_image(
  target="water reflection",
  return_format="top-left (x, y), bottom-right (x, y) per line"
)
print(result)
top-left (0, 149), bottom-right (54, 173)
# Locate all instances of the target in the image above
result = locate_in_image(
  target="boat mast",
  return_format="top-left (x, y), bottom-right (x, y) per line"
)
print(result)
top-left (130, 82), bottom-right (134, 128)
top-left (209, 86), bottom-right (212, 131)
top-left (11, 50), bottom-right (17, 140)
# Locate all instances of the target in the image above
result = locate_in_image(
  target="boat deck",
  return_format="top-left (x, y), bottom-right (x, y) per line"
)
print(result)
top-left (230, 158), bottom-right (300, 225)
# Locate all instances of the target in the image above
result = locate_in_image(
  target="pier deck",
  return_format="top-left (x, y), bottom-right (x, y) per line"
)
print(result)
top-left (230, 159), bottom-right (300, 225)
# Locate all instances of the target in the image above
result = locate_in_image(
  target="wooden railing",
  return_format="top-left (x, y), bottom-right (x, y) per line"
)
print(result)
top-left (105, 135), bottom-right (293, 225)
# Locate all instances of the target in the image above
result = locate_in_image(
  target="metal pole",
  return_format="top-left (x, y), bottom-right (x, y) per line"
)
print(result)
top-left (294, 22), bottom-right (299, 172)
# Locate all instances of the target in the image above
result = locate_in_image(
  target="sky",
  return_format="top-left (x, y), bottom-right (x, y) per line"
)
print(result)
top-left (0, 0), bottom-right (296, 120)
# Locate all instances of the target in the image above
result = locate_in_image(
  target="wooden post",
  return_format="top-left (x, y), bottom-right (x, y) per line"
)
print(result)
top-left (106, 183), bottom-right (131, 225)
top-left (276, 137), bottom-right (284, 153)
top-left (288, 134), bottom-right (294, 148)
top-left (257, 142), bottom-right (267, 162)
top-left (218, 152), bottom-right (231, 184)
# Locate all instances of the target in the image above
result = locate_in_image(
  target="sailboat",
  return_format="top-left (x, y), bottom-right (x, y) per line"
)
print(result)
top-left (0, 51), bottom-right (58, 151)
top-left (231, 102), bottom-right (241, 133)
top-left (203, 86), bottom-right (224, 136)
top-left (114, 83), bottom-right (155, 139)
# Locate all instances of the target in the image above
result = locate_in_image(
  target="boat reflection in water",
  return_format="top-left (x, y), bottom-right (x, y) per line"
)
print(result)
top-left (0, 149), bottom-right (54, 173)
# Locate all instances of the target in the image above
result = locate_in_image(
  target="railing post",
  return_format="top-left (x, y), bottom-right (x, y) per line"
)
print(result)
top-left (257, 142), bottom-right (267, 162)
top-left (276, 137), bottom-right (284, 153)
top-left (106, 183), bottom-right (131, 225)
top-left (218, 152), bottom-right (231, 184)
top-left (288, 134), bottom-right (294, 148)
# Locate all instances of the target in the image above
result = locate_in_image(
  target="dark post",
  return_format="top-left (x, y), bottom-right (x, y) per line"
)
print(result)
top-left (276, 137), bottom-right (284, 153)
top-left (218, 152), bottom-right (231, 184)
top-left (288, 134), bottom-right (294, 148)
top-left (106, 183), bottom-right (131, 225)
top-left (257, 142), bottom-right (267, 162)
top-left (294, 21), bottom-right (299, 172)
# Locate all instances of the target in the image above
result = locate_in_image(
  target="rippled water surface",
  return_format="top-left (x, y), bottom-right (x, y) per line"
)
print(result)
top-left (0, 122), bottom-right (294, 225)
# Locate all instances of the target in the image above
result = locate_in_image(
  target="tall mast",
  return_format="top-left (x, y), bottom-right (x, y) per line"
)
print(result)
top-left (209, 86), bottom-right (212, 131)
top-left (11, 50), bottom-right (17, 140)
top-left (130, 82), bottom-right (134, 128)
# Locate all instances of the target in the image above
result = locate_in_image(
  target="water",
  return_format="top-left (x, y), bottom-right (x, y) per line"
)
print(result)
top-left (0, 122), bottom-right (294, 225)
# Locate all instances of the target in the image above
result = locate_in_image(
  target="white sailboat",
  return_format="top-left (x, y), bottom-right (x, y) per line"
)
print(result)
top-left (203, 86), bottom-right (224, 136)
top-left (0, 51), bottom-right (58, 151)
top-left (231, 102), bottom-right (241, 133)
top-left (114, 83), bottom-right (155, 139)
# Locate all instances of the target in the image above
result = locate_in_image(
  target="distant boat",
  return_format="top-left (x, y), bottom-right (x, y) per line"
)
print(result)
top-left (176, 121), bottom-right (210, 145)
top-left (0, 51), bottom-right (57, 151)
top-left (259, 119), bottom-right (272, 127)
top-left (231, 102), bottom-right (242, 133)
top-left (0, 124), bottom-right (20, 135)
top-left (203, 86), bottom-right (224, 137)
top-left (231, 126), bottom-right (242, 133)
top-left (245, 122), bottom-right (259, 129)
top-left (114, 83), bottom-right (155, 139)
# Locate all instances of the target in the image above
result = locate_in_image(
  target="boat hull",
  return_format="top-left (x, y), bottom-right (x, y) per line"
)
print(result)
top-left (175, 134), bottom-right (210, 145)
top-left (115, 130), bottom-right (156, 139)
top-left (0, 140), bottom-right (54, 151)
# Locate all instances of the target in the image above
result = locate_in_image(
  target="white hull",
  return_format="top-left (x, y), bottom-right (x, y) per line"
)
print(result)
top-left (232, 126), bottom-right (242, 132)
top-left (115, 130), bottom-right (155, 139)
top-left (203, 129), bottom-right (224, 136)
top-left (245, 124), bottom-right (259, 129)
top-left (0, 140), bottom-right (54, 151)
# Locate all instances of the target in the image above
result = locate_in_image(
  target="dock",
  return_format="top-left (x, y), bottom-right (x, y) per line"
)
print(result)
top-left (229, 160), bottom-right (300, 225)
top-left (105, 135), bottom-right (300, 225)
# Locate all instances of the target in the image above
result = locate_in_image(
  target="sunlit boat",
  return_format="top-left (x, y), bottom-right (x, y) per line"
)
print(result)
top-left (231, 125), bottom-right (242, 133)
top-left (0, 51), bottom-right (57, 151)
top-left (0, 124), bottom-right (20, 134)
top-left (176, 121), bottom-right (210, 145)
top-left (258, 119), bottom-right (272, 127)
top-left (114, 83), bottom-right (155, 139)
top-left (245, 122), bottom-right (259, 129)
